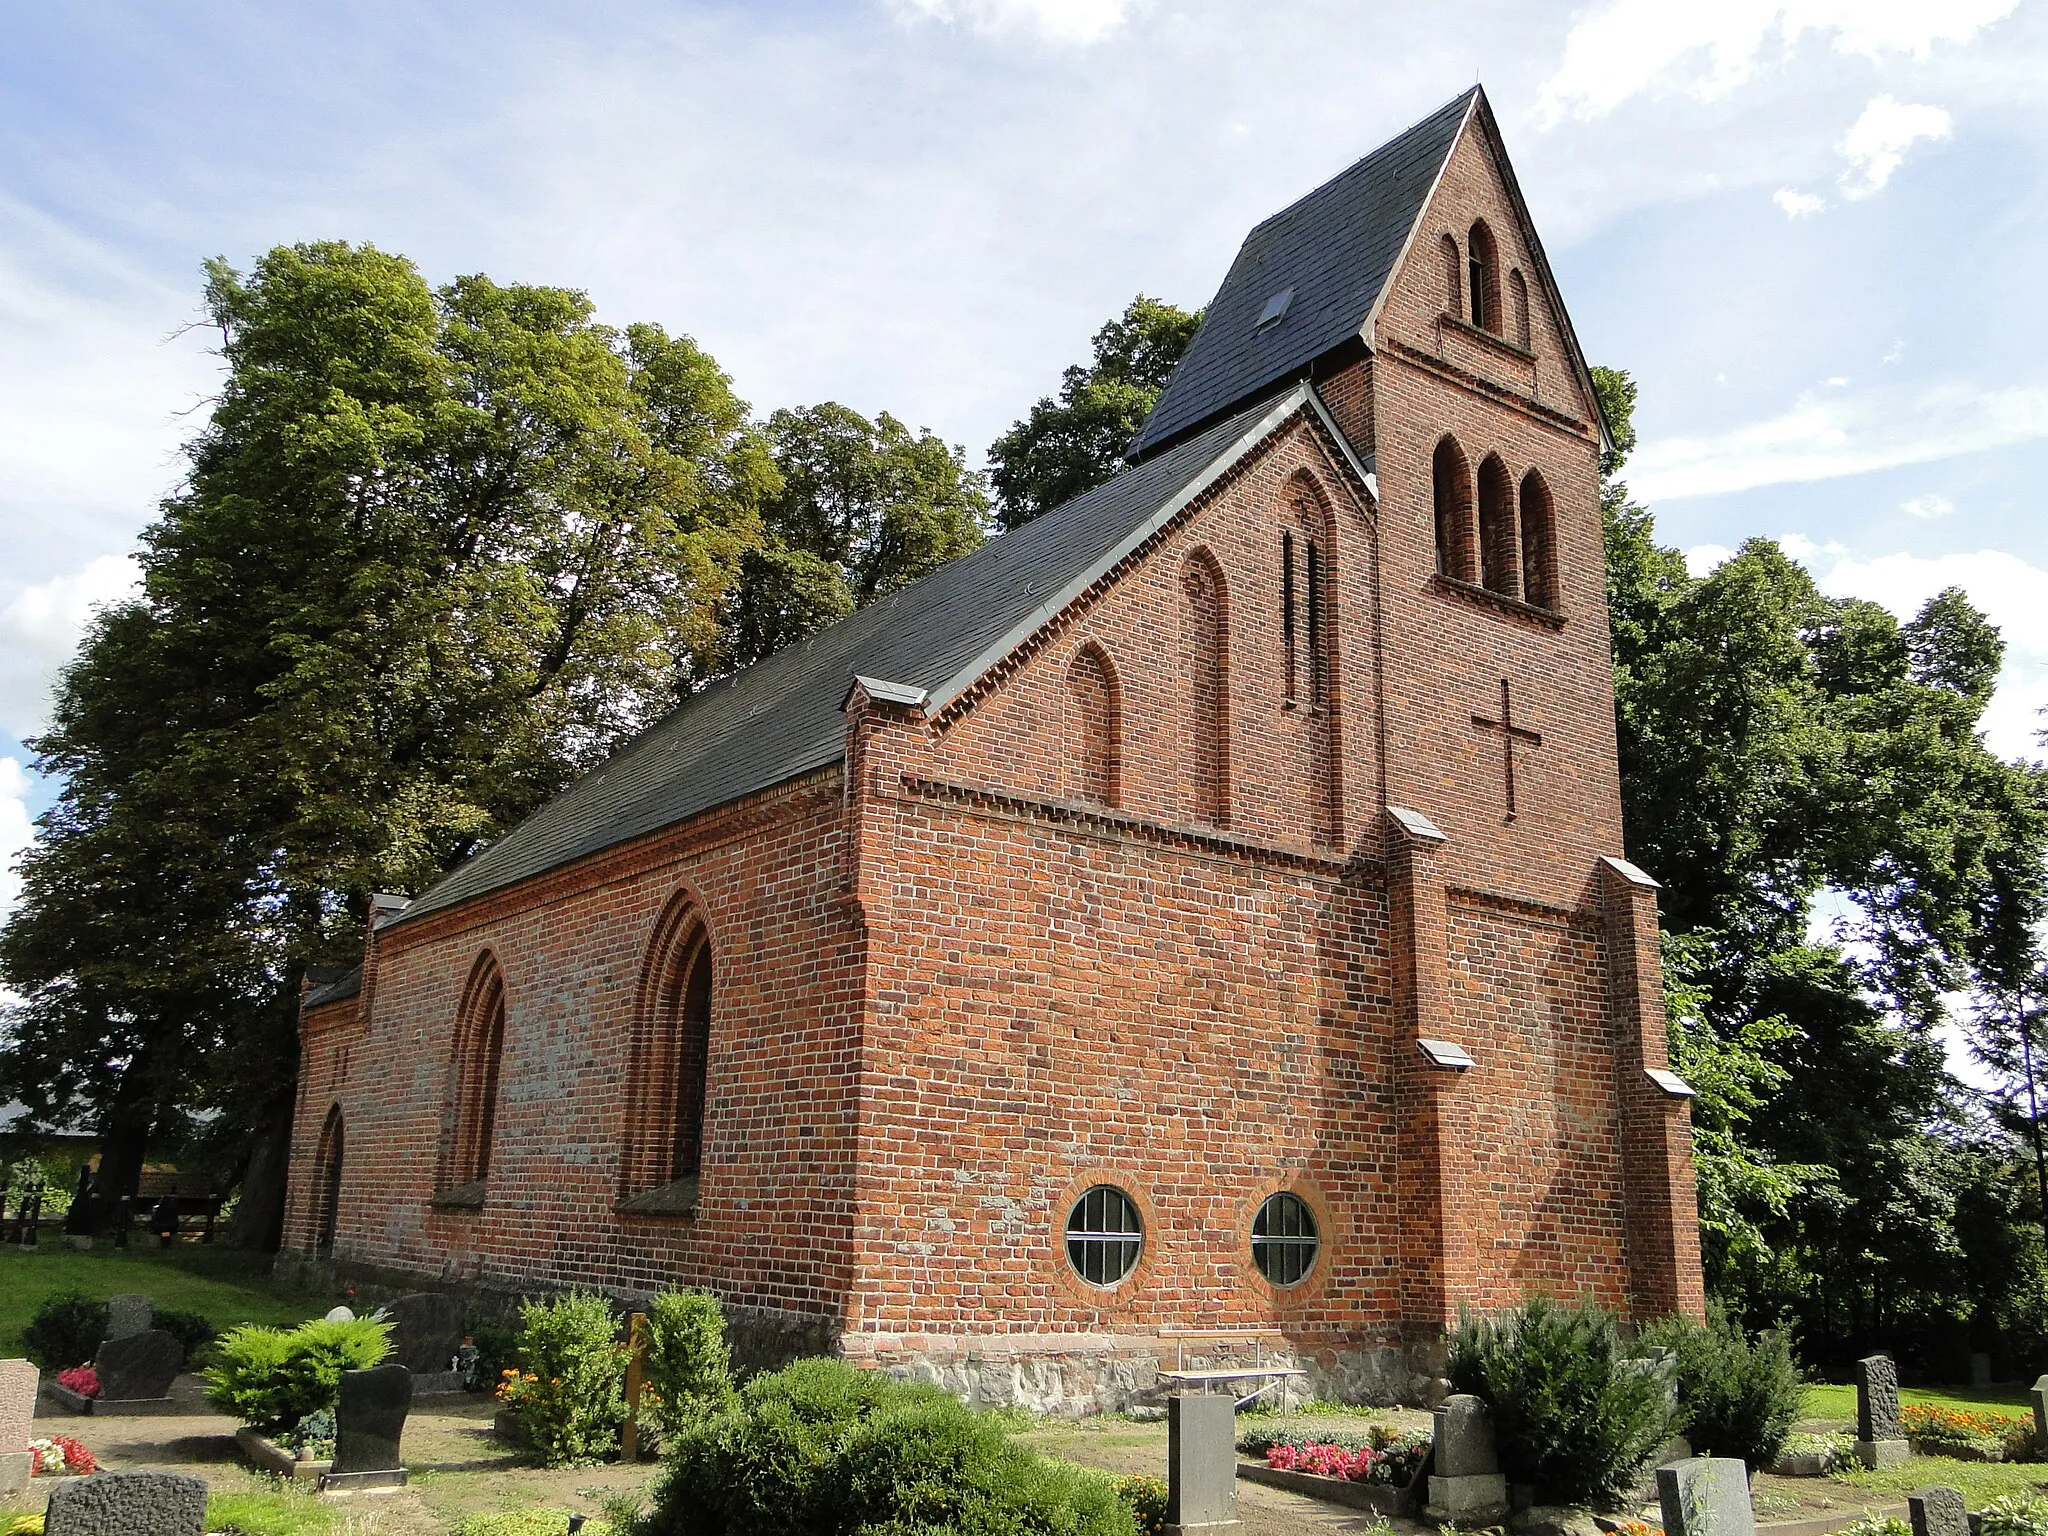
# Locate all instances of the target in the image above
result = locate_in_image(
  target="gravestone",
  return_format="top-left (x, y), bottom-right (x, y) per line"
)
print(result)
top-left (104, 1293), bottom-right (152, 1340)
top-left (1164, 1393), bottom-right (1238, 1534)
top-left (322, 1362), bottom-right (411, 1492)
top-left (44, 1469), bottom-right (207, 1535)
top-left (324, 1305), bottom-right (355, 1323)
top-left (1426, 1393), bottom-right (1509, 1522)
top-left (1856, 1355), bottom-right (1910, 1468)
top-left (1657, 1457), bottom-right (1755, 1536)
top-left (2031, 1375), bottom-right (2048, 1448)
top-left (1970, 1353), bottom-right (1993, 1389)
top-left (0, 1359), bottom-right (36, 1494)
top-left (1910, 1486), bottom-right (1970, 1536)
top-left (93, 1327), bottom-right (183, 1404)
top-left (385, 1292), bottom-right (465, 1376)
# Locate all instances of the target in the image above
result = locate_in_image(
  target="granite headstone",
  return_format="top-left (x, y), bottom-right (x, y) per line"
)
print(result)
top-left (1657, 1457), bottom-right (1756, 1536)
top-left (44, 1469), bottom-right (207, 1536)
top-left (385, 1292), bottom-right (465, 1375)
top-left (1970, 1354), bottom-right (1993, 1390)
top-left (2032, 1375), bottom-right (2048, 1448)
top-left (0, 1358), bottom-right (36, 1494)
top-left (1427, 1393), bottom-right (1509, 1522)
top-left (93, 1326), bottom-right (183, 1403)
top-left (323, 1362), bottom-right (412, 1491)
top-left (1164, 1393), bottom-right (1238, 1534)
top-left (103, 1293), bottom-right (152, 1340)
top-left (1910, 1487), bottom-right (1970, 1536)
top-left (1856, 1354), bottom-right (1910, 1468)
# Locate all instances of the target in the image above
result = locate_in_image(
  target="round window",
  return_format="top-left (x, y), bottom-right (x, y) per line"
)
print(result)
top-left (1252, 1191), bottom-right (1319, 1286)
top-left (1065, 1185), bottom-right (1143, 1287)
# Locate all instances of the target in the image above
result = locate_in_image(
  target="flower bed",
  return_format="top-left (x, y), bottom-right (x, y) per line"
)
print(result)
top-left (28, 1436), bottom-right (95, 1477)
top-left (1234, 1428), bottom-right (1431, 1515)
top-left (1902, 1404), bottom-right (2033, 1463)
top-left (54, 1367), bottom-right (98, 1401)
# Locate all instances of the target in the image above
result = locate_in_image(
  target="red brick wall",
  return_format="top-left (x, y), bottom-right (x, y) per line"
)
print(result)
top-left (283, 771), bottom-right (866, 1333)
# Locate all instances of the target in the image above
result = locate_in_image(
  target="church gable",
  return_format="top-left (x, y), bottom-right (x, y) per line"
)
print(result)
top-left (1372, 97), bottom-right (1604, 437)
top-left (929, 409), bottom-right (1373, 852)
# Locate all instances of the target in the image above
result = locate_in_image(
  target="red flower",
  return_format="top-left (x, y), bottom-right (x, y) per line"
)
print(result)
top-left (56, 1366), bottom-right (100, 1400)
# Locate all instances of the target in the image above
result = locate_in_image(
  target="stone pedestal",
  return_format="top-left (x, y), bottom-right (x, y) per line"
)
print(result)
top-left (1165, 1394), bottom-right (1240, 1536)
top-left (1856, 1439), bottom-right (1911, 1469)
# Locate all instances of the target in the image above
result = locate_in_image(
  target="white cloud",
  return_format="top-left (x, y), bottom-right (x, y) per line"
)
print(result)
top-left (1903, 494), bottom-right (1958, 518)
top-left (0, 554), bottom-right (141, 739)
top-left (1537, 0), bottom-right (2019, 124)
top-left (1774, 187), bottom-right (1827, 217)
top-left (1631, 379), bottom-right (2048, 501)
top-left (0, 757), bottom-right (30, 929)
top-left (1837, 94), bottom-right (1953, 197)
top-left (1814, 547), bottom-right (2048, 758)
top-left (885, 0), bottom-right (1134, 44)
top-left (1685, 543), bottom-right (1737, 576)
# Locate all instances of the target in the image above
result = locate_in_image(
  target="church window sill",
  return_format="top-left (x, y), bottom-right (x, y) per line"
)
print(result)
top-left (429, 1180), bottom-right (487, 1212)
top-left (1431, 573), bottom-right (1565, 631)
top-left (617, 1175), bottom-right (699, 1219)
top-left (1439, 312), bottom-right (1536, 362)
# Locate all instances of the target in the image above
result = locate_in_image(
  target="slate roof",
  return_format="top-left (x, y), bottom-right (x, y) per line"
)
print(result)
top-left (303, 964), bottom-right (361, 1009)
top-left (395, 390), bottom-right (1324, 927)
top-left (1129, 89), bottom-right (1476, 460)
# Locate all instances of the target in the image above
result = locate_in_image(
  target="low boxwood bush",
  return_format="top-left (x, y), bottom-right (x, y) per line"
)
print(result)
top-left (155, 1306), bottom-right (219, 1361)
top-left (21, 1291), bottom-right (107, 1371)
top-left (497, 1291), bottom-right (629, 1468)
top-left (1448, 1295), bottom-right (1676, 1507)
top-left (205, 1315), bottom-right (392, 1431)
top-left (642, 1356), bottom-right (1135, 1536)
top-left (1641, 1306), bottom-right (1802, 1469)
top-left (642, 1289), bottom-right (734, 1441)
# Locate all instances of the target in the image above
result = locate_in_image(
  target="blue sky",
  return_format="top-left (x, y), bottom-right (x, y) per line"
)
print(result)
top-left (4, 0), bottom-right (2047, 931)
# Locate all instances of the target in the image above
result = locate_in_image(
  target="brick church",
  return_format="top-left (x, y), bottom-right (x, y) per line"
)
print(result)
top-left (284, 86), bottom-right (1705, 1406)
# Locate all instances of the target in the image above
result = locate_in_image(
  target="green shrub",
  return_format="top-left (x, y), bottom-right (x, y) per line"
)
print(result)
top-left (642, 1289), bottom-right (734, 1441)
top-left (466, 1313), bottom-right (519, 1390)
top-left (1448, 1295), bottom-right (1676, 1507)
top-left (643, 1356), bottom-right (1136, 1536)
top-left (1978, 1495), bottom-right (2048, 1536)
top-left (1641, 1307), bottom-right (1801, 1469)
top-left (204, 1315), bottom-right (391, 1430)
top-left (155, 1307), bottom-right (219, 1361)
top-left (499, 1292), bottom-right (629, 1468)
top-left (1836, 1517), bottom-right (1911, 1536)
top-left (21, 1291), bottom-right (106, 1370)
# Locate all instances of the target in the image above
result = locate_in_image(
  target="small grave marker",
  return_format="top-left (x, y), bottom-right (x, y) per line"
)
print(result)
top-left (0, 1359), bottom-right (36, 1494)
top-left (1970, 1354), bottom-right (1993, 1389)
top-left (2031, 1374), bottom-right (2048, 1447)
top-left (1856, 1355), bottom-right (1909, 1468)
top-left (1657, 1457), bottom-right (1755, 1536)
top-left (103, 1294), bottom-right (152, 1340)
top-left (45, 1469), bottom-right (207, 1535)
top-left (1426, 1393), bottom-right (1509, 1522)
top-left (1165, 1393), bottom-right (1239, 1534)
top-left (385, 1292), bottom-right (466, 1388)
top-left (322, 1362), bottom-right (412, 1492)
top-left (1910, 1486), bottom-right (1970, 1536)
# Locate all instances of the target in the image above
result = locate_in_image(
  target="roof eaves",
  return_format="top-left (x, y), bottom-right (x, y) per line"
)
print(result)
top-left (927, 385), bottom-right (1315, 716)
top-left (1303, 386), bottom-right (1380, 508)
top-left (1359, 86), bottom-right (1478, 352)
top-left (843, 675), bottom-right (931, 711)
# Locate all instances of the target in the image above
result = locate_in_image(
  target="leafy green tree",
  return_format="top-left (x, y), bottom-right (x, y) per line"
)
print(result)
top-left (986, 295), bottom-right (1201, 529)
top-left (720, 402), bottom-right (987, 667)
top-left (1, 241), bottom-right (777, 1241)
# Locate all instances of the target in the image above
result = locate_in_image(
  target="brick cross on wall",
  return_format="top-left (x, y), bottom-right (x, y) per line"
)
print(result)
top-left (1471, 678), bottom-right (1542, 823)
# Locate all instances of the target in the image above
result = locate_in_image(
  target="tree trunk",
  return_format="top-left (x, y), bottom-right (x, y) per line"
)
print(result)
top-left (228, 1092), bottom-right (294, 1251)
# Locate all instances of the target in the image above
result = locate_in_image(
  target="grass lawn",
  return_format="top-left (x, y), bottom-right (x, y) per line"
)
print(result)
top-left (1803, 1382), bottom-right (2037, 1421)
top-left (1832, 1455), bottom-right (2048, 1503)
top-left (0, 1242), bottom-right (339, 1355)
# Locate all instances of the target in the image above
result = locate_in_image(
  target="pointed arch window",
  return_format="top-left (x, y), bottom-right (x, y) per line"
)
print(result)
top-left (1519, 468), bottom-right (1558, 611)
top-left (1508, 268), bottom-right (1531, 350)
top-left (1440, 234), bottom-right (1462, 318)
top-left (312, 1105), bottom-right (344, 1253)
top-left (1066, 645), bottom-right (1121, 807)
top-left (437, 952), bottom-right (506, 1204)
top-left (1477, 454), bottom-right (1519, 599)
top-left (621, 896), bottom-right (717, 1215)
top-left (1432, 436), bottom-right (1476, 584)
top-left (1467, 221), bottom-right (1500, 333)
top-left (1181, 551), bottom-right (1229, 826)
top-left (1281, 531), bottom-right (1298, 705)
